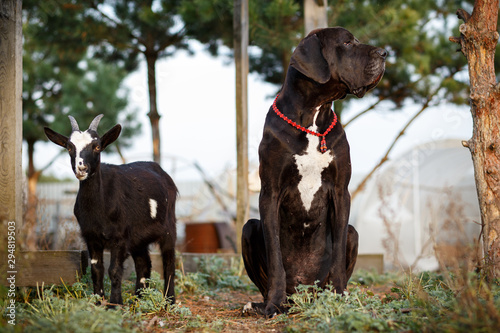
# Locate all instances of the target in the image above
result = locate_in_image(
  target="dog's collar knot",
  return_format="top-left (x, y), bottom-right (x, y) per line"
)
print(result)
top-left (272, 94), bottom-right (337, 153)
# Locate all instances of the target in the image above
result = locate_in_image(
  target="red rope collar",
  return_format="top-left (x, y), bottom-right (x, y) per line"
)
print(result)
top-left (272, 94), bottom-right (337, 153)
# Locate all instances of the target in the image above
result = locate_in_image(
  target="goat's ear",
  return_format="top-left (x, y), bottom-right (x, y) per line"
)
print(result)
top-left (290, 34), bottom-right (331, 84)
top-left (100, 124), bottom-right (121, 151)
top-left (44, 127), bottom-right (68, 148)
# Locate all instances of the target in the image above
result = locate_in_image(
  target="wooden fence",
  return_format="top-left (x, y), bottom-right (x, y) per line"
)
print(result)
top-left (2, 251), bottom-right (383, 287)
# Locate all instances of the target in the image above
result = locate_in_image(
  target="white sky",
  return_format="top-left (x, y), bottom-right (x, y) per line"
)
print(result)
top-left (30, 41), bottom-right (473, 183)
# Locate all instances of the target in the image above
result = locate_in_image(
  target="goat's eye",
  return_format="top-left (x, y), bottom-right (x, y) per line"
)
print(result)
top-left (344, 41), bottom-right (352, 47)
top-left (94, 145), bottom-right (101, 152)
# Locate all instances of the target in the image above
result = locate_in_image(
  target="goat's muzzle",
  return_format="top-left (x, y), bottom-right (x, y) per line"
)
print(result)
top-left (75, 165), bottom-right (89, 181)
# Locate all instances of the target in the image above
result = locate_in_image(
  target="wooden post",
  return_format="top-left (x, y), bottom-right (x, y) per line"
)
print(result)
top-left (0, 1), bottom-right (23, 228)
top-left (234, 0), bottom-right (249, 253)
top-left (304, 0), bottom-right (328, 34)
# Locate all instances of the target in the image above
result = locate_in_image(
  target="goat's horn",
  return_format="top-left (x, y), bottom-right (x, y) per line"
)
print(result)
top-left (68, 116), bottom-right (80, 132)
top-left (88, 114), bottom-right (104, 132)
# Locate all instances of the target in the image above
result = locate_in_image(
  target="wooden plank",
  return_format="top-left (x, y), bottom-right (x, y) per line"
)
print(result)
top-left (6, 251), bottom-right (382, 286)
top-left (83, 252), bottom-right (238, 280)
top-left (353, 254), bottom-right (384, 274)
top-left (172, 253), bottom-right (383, 275)
top-left (175, 252), bottom-right (240, 274)
top-left (8, 251), bottom-right (89, 287)
top-left (0, 0), bottom-right (23, 226)
top-left (159, 253), bottom-right (383, 276)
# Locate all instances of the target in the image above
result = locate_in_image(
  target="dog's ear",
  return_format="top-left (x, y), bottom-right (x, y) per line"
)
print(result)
top-left (290, 34), bottom-right (331, 84)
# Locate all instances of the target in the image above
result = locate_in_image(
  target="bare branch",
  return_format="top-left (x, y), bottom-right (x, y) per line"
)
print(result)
top-left (343, 98), bottom-right (382, 128)
top-left (456, 8), bottom-right (471, 23)
top-left (40, 150), bottom-right (66, 172)
top-left (351, 87), bottom-right (442, 199)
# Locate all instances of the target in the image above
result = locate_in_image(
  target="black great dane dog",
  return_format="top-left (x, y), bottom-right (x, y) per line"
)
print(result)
top-left (241, 27), bottom-right (386, 317)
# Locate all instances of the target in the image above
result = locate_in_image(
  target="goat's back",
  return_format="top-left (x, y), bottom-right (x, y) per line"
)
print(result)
top-left (102, 160), bottom-right (175, 191)
top-left (77, 161), bottom-right (177, 231)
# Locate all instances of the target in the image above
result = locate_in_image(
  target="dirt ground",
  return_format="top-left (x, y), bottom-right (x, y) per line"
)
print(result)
top-left (144, 290), bottom-right (285, 332)
top-left (142, 285), bottom-right (396, 332)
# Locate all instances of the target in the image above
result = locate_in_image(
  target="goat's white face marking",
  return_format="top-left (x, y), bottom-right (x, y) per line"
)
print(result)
top-left (294, 110), bottom-right (333, 212)
top-left (149, 199), bottom-right (158, 219)
top-left (91, 259), bottom-right (98, 264)
top-left (69, 130), bottom-right (94, 180)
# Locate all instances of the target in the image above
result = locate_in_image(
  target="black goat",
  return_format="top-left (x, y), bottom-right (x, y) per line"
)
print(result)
top-left (44, 114), bottom-right (177, 305)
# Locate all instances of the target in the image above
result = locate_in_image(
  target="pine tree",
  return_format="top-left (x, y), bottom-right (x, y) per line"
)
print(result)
top-left (88, 0), bottom-right (189, 164)
top-left (22, 0), bottom-right (139, 249)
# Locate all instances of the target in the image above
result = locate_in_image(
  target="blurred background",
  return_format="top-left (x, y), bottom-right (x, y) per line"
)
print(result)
top-left (23, 0), bottom-right (488, 272)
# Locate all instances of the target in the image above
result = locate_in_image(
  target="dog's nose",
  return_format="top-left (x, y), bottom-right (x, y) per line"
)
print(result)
top-left (375, 48), bottom-right (387, 59)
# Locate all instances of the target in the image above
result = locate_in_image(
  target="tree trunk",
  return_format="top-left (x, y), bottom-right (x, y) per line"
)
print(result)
top-left (281, 51), bottom-right (289, 84)
top-left (26, 139), bottom-right (41, 250)
top-left (304, 0), bottom-right (328, 34)
top-left (146, 51), bottom-right (161, 164)
top-left (451, 0), bottom-right (500, 281)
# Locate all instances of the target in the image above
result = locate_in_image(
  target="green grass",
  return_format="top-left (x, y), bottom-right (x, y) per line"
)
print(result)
top-left (176, 255), bottom-right (255, 295)
top-left (1, 256), bottom-right (499, 332)
top-left (0, 255), bottom-right (251, 332)
top-left (284, 270), bottom-right (500, 332)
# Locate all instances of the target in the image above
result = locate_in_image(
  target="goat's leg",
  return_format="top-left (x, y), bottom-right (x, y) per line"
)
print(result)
top-left (87, 242), bottom-right (105, 299)
top-left (108, 245), bottom-right (128, 305)
top-left (159, 236), bottom-right (176, 305)
top-left (131, 247), bottom-right (152, 295)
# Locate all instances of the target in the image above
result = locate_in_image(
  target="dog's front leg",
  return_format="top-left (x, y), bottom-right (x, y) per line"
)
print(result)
top-left (329, 187), bottom-right (351, 293)
top-left (260, 193), bottom-right (287, 317)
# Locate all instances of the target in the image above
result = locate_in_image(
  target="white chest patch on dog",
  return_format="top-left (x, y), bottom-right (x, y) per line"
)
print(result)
top-left (294, 111), bottom-right (333, 212)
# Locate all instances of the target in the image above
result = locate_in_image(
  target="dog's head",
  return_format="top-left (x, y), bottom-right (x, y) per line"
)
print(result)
top-left (289, 27), bottom-right (386, 99)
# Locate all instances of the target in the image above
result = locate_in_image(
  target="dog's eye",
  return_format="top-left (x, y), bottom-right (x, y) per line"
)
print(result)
top-left (344, 41), bottom-right (352, 47)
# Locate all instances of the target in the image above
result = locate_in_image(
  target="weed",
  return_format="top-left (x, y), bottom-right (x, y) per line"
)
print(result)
top-left (3, 268), bottom-right (189, 332)
top-left (175, 269), bottom-right (210, 295)
top-left (4, 254), bottom-right (500, 332)
top-left (350, 269), bottom-right (399, 286)
top-left (288, 284), bottom-right (407, 332)
top-left (22, 286), bottom-right (139, 333)
top-left (175, 255), bottom-right (257, 296)
top-left (284, 270), bottom-right (500, 332)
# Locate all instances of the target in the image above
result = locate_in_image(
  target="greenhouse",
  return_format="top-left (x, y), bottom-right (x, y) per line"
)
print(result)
top-left (350, 139), bottom-right (482, 271)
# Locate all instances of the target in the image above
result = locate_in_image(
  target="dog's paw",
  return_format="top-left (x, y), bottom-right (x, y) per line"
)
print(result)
top-left (242, 302), bottom-right (266, 317)
top-left (242, 302), bottom-right (253, 315)
top-left (264, 302), bottom-right (288, 318)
